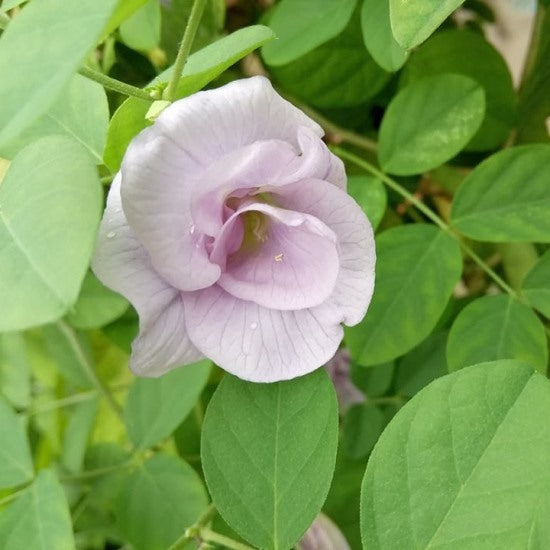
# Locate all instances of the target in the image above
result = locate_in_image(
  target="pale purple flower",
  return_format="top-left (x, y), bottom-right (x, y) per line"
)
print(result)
top-left (92, 76), bottom-right (375, 382)
top-left (297, 513), bottom-right (350, 550)
top-left (325, 349), bottom-right (365, 413)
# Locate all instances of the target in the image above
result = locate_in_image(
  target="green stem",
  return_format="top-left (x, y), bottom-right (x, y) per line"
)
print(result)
top-left (167, 504), bottom-right (218, 550)
top-left (0, 484), bottom-right (31, 508)
top-left (334, 147), bottom-right (519, 299)
top-left (61, 460), bottom-right (134, 483)
top-left (199, 529), bottom-right (255, 550)
top-left (282, 92), bottom-right (378, 153)
top-left (518, 2), bottom-right (546, 98)
top-left (164, 0), bottom-right (208, 101)
top-left (56, 321), bottom-right (124, 421)
top-left (78, 66), bottom-right (152, 101)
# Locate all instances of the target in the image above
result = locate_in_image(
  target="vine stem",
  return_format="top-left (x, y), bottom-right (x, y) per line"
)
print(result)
top-left (163, 0), bottom-right (208, 101)
top-left (56, 320), bottom-right (124, 421)
top-left (199, 529), bottom-right (255, 550)
top-left (333, 147), bottom-right (519, 299)
top-left (78, 66), bottom-right (153, 101)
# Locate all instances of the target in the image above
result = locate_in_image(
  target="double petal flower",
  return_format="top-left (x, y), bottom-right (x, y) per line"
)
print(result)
top-left (93, 76), bottom-right (375, 382)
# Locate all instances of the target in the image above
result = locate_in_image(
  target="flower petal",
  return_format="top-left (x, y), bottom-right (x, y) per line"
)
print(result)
top-left (184, 285), bottom-right (343, 382)
top-left (212, 202), bottom-right (340, 310)
top-left (120, 131), bottom-right (221, 292)
top-left (92, 175), bottom-right (202, 376)
top-left (276, 178), bottom-right (376, 326)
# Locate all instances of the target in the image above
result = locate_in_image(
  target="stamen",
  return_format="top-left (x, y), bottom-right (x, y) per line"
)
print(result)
top-left (274, 253), bottom-right (284, 262)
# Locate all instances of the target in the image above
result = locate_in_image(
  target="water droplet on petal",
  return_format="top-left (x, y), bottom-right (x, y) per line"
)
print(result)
top-left (107, 231), bottom-right (116, 239)
top-left (250, 322), bottom-right (258, 330)
top-left (189, 223), bottom-right (195, 235)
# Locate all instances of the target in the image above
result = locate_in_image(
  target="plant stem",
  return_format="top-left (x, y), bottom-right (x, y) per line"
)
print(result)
top-left (61, 460), bottom-right (135, 483)
top-left (167, 504), bottom-right (218, 550)
top-left (282, 92), bottom-right (378, 153)
top-left (200, 529), bottom-right (255, 550)
top-left (164, 0), bottom-right (208, 101)
top-left (56, 320), bottom-right (124, 421)
top-left (334, 147), bottom-right (519, 299)
top-left (0, 484), bottom-right (31, 507)
top-left (518, 2), bottom-right (546, 98)
top-left (78, 66), bottom-right (152, 101)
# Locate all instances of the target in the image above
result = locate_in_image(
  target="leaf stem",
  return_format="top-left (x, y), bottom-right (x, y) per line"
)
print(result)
top-left (334, 147), bottom-right (519, 299)
top-left (56, 320), bottom-right (124, 421)
top-left (199, 529), bottom-right (255, 550)
top-left (78, 66), bottom-right (153, 101)
top-left (61, 460), bottom-right (135, 483)
top-left (163, 0), bottom-right (208, 101)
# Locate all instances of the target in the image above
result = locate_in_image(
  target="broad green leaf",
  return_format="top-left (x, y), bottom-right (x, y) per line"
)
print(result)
top-left (101, 0), bottom-right (149, 39)
top-left (0, 75), bottom-right (108, 162)
top-left (262, 0), bottom-right (357, 66)
top-left (351, 362), bottom-right (394, 397)
top-left (345, 225), bottom-right (462, 366)
top-left (119, 0), bottom-right (161, 51)
top-left (0, 470), bottom-right (75, 549)
top-left (0, 0), bottom-right (116, 148)
top-left (522, 249), bottom-right (550, 318)
top-left (124, 360), bottom-right (211, 450)
top-left (0, 332), bottom-right (31, 409)
top-left (499, 242), bottom-right (538, 291)
top-left (451, 145), bottom-right (550, 242)
top-left (271, 15), bottom-right (390, 109)
top-left (389, 0), bottom-right (465, 49)
top-left (343, 404), bottom-right (384, 460)
top-left (379, 74), bottom-right (485, 175)
top-left (201, 369), bottom-right (338, 550)
top-left (395, 331), bottom-right (448, 397)
top-left (361, 360), bottom-right (550, 549)
top-left (447, 295), bottom-right (548, 373)
top-left (115, 454), bottom-right (208, 550)
top-left (103, 25), bottom-right (275, 172)
top-left (0, 137), bottom-right (102, 331)
top-left (402, 30), bottom-right (517, 151)
top-left (66, 271), bottom-right (128, 330)
top-left (361, 0), bottom-right (408, 72)
top-left (347, 175), bottom-right (387, 230)
top-left (0, 395), bottom-right (33, 488)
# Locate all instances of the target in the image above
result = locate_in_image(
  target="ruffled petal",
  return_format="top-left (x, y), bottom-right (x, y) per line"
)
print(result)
top-left (212, 202), bottom-right (339, 310)
top-left (276, 178), bottom-right (376, 326)
top-left (184, 286), bottom-right (343, 382)
top-left (92, 175), bottom-right (202, 376)
top-left (120, 131), bottom-right (221, 292)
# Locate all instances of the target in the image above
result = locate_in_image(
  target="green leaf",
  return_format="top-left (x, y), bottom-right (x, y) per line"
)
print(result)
top-left (361, 0), bottom-right (408, 72)
top-left (451, 144), bottom-right (550, 242)
top-left (271, 15), bottom-right (390, 109)
top-left (389, 0), bottom-right (465, 49)
top-left (347, 175), bottom-right (387, 230)
top-left (262, 0), bottom-right (357, 66)
top-left (345, 225), bottom-right (462, 366)
top-left (115, 454), bottom-right (208, 550)
top-left (0, 395), bottom-right (33, 489)
top-left (124, 360), bottom-right (211, 450)
top-left (361, 360), bottom-right (550, 549)
top-left (0, 0), bottom-right (116, 148)
top-left (522, 249), bottom-right (550, 318)
top-left (0, 137), bottom-right (102, 331)
top-left (447, 295), bottom-right (548, 373)
top-left (343, 404), bottom-right (384, 460)
top-left (201, 369), bottom-right (338, 550)
top-left (0, 75), bottom-right (109, 163)
top-left (101, 0), bottom-right (149, 39)
top-left (66, 270), bottom-right (128, 330)
top-left (401, 29), bottom-right (517, 151)
top-left (119, 0), bottom-right (161, 51)
top-left (379, 74), bottom-right (485, 175)
top-left (103, 25), bottom-right (275, 172)
top-left (0, 470), bottom-right (75, 550)
top-left (396, 331), bottom-right (448, 397)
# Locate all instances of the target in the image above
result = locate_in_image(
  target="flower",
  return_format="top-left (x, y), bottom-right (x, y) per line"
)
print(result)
top-left (297, 513), bottom-right (350, 550)
top-left (92, 76), bottom-right (375, 382)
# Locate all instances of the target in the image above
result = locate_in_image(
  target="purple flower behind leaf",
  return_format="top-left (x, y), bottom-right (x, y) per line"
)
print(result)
top-left (297, 513), bottom-right (350, 550)
top-left (325, 349), bottom-right (365, 412)
top-left (93, 77), bottom-right (375, 382)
